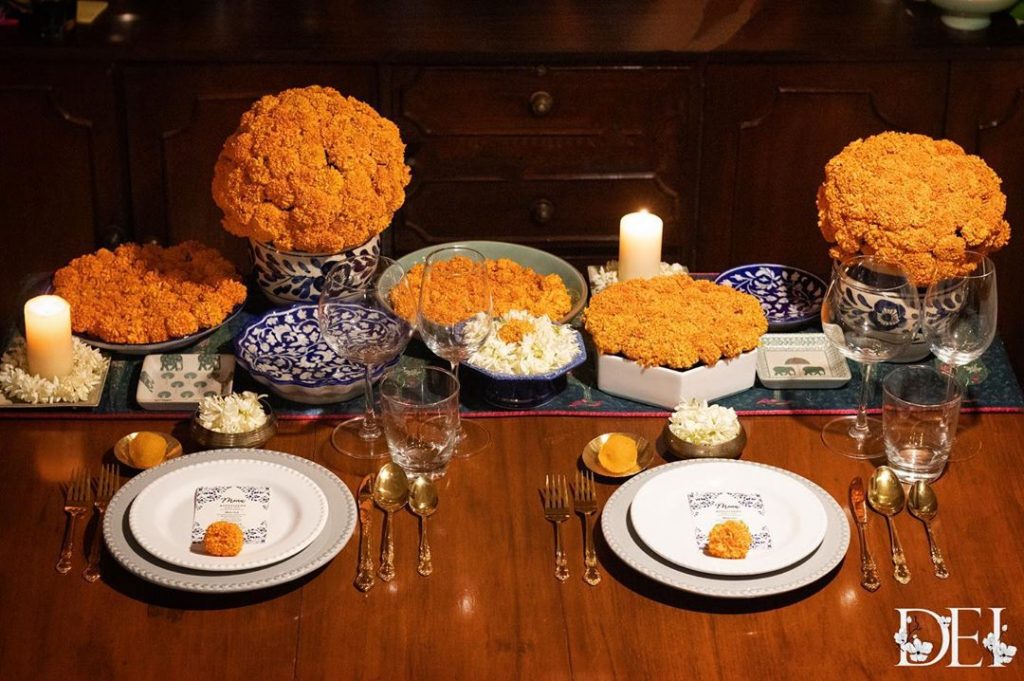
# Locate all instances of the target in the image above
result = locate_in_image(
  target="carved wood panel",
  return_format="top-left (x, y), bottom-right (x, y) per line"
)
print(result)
top-left (123, 65), bottom-right (376, 272)
top-left (698, 63), bottom-right (947, 279)
top-left (391, 66), bottom-right (698, 267)
top-left (947, 60), bottom-right (1024, 379)
top-left (0, 63), bottom-right (124, 329)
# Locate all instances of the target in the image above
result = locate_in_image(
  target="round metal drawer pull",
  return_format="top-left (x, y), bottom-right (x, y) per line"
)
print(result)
top-left (531, 198), bottom-right (555, 224)
top-left (530, 91), bottom-right (554, 117)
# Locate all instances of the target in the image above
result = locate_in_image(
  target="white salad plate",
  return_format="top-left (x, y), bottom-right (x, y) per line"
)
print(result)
top-left (630, 460), bottom-right (828, 576)
top-left (602, 459), bottom-right (848, 598)
top-left (105, 449), bottom-right (356, 593)
top-left (128, 457), bottom-right (329, 572)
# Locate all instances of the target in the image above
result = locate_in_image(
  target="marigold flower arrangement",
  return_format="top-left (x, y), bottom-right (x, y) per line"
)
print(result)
top-left (212, 85), bottom-right (411, 253)
top-left (52, 241), bottom-right (246, 344)
top-left (817, 132), bottom-right (1010, 286)
top-left (583, 274), bottom-right (767, 369)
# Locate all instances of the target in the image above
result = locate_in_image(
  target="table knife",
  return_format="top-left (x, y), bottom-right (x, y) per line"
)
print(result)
top-left (849, 477), bottom-right (881, 592)
top-left (355, 474), bottom-right (376, 592)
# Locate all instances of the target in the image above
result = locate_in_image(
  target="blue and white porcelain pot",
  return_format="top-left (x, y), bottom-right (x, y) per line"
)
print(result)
top-left (833, 265), bottom-right (964, 363)
top-left (249, 235), bottom-right (380, 306)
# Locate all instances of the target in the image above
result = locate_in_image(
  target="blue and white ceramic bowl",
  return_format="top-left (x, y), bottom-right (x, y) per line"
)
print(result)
top-left (234, 304), bottom-right (398, 404)
top-left (249, 235), bottom-right (380, 306)
top-left (715, 264), bottom-right (827, 332)
top-left (462, 330), bottom-right (587, 409)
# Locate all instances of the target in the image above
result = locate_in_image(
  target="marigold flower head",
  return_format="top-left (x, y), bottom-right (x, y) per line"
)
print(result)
top-left (212, 85), bottom-right (411, 254)
top-left (817, 132), bottom-right (1010, 286)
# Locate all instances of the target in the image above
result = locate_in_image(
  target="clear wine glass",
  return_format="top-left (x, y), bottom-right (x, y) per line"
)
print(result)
top-left (417, 246), bottom-right (493, 458)
top-left (318, 255), bottom-right (415, 459)
top-left (922, 252), bottom-right (997, 461)
top-left (820, 255), bottom-right (921, 459)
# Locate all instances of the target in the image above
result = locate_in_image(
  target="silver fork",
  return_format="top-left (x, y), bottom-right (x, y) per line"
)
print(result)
top-left (573, 470), bottom-right (601, 586)
top-left (56, 468), bottom-right (92, 575)
top-left (542, 474), bottom-right (571, 582)
top-left (83, 464), bottom-right (118, 582)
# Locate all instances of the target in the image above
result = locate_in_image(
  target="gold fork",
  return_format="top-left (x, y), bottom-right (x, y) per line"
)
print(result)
top-left (573, 470), bottom-right (601, 586)
top-left (542, 474), bottom-right (571, 582)
top-left (56, 468), bottom-right (92, 575)
top-left (83, 464), bottom-right (118, 582)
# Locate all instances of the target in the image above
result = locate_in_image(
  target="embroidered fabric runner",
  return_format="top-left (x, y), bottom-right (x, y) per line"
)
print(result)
top-left (2, 306), bottom-right (1020, 419)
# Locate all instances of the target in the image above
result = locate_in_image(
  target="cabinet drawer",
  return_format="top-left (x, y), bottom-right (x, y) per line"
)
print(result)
top-left (398, 178), bottom-right (685, 266)
top-left (398, 67), bottom-right (689, 136)
top-left (395, 67), bottom-right (695, 180)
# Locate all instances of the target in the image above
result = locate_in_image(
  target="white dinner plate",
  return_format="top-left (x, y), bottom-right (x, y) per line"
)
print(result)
top-left (602, 459), bottom-right (849, 599)
top-left (629, 460), bottom-right (828, 576)
top-left (128, 458), bottom-right (329, 572)
top-left (104, 449), bottom-right (356, 593)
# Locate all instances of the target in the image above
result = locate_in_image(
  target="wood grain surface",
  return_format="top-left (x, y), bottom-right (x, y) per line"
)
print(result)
top-left (0, 414), bottom-right (1022, 680)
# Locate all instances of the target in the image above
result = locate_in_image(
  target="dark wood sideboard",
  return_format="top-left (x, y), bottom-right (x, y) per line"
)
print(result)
top-left (2, 0), bottom-right (1022, 376)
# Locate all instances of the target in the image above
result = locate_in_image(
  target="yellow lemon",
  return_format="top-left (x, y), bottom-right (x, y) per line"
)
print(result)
top-left (597, 434), bottom-right (637, 474)
top-left (130, 431), bottom-right (167, 468)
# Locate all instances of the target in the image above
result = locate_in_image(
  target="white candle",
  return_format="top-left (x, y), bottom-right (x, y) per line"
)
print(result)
top-left (24, 295), bottom-right (73, 379)
top-left (618, 209), bottom-right (663, 282)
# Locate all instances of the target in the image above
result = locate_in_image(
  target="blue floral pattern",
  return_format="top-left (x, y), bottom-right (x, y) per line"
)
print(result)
top-left (869, 299), bottom-right (906, 329)
top-left (250, 235), bottom-right (380, 306)
top-left (234, 304), bottom-right (397, 391)
top-left (715, 264), bottom-right (826, 328)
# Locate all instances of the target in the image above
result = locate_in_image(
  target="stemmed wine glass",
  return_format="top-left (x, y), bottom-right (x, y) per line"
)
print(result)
top-left (922, 252), bottom-right (998, 461)
top-left (417, 246), bottom-right (493, 457)
top-left (820, 255), bottom-right (921, 459)
top-left (318, 255), bottom-right (415, 459)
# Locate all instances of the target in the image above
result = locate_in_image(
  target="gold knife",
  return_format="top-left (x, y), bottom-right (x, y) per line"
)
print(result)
top-left (355, 475), bottom-right (376, 592)
top-left (850, 477), bottom-right (881, 592)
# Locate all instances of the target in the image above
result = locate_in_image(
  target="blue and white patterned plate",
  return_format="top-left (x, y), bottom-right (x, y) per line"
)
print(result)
top-left (234, 304), bottom-right (398, 405)
top-left (715, 264), bottom-right (827, 331)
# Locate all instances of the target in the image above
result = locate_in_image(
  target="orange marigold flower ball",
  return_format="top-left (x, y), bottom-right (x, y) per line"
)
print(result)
top-left (212, 85), bottom-right (411, 254)
top-left (203, 521), bottom-right (244, 557)
top-left (817, 132), bottom-right (1010, 286)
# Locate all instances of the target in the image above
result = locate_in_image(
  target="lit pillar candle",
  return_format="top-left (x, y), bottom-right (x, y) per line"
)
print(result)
top-left (24, 295), bottom-right (74, 379)
top-left (618, 210), bottom-right (663, 282)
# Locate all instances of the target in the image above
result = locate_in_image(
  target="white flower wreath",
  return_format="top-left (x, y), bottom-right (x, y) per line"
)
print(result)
top-left (0, 337), bottom-right (108, 404)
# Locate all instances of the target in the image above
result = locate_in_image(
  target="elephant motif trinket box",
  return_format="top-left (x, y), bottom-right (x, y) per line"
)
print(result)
top-left (137, 354), bottom-right (236, 410)
top-left (756, 334), bottom-right (852, 390)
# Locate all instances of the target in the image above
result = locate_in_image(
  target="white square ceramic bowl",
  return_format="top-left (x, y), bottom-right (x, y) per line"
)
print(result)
top-left (596, 349), bottom-right (758, 409)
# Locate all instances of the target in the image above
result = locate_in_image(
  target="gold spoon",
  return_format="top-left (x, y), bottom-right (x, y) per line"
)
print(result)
top-left (867, 466), bottom-right (911, 585)
top-left (372, 463), bottom-right (410, 582)
top-left (907, 481), bottom-right (950, 579)
top-left (409, 477), bottom-right (439, 576)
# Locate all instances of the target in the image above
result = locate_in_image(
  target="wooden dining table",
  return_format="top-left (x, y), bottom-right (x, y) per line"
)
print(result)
top-left (1, 411), bottom-right (1022, 680)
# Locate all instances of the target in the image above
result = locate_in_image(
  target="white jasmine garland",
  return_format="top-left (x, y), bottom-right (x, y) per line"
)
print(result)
top-left (468, 310), bottom-right (580, 377)
top-left (588, 260), bottom-right (689, 294)
top-left (198, 391), bottom-right (268, 433)
top-left (0, 337), bottom-right (108, 404)
top-left (669, 398), bottom-right (741, 445)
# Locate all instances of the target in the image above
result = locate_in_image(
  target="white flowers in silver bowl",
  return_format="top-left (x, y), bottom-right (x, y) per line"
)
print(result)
top-left (197, 391), bottom-right (269, 434)
top-left (669, 399), bottom-right (741, 446)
